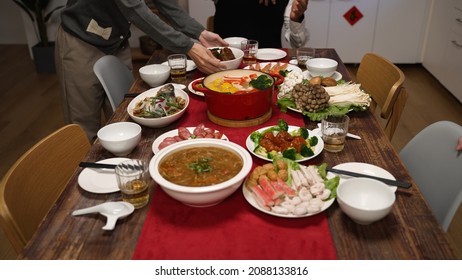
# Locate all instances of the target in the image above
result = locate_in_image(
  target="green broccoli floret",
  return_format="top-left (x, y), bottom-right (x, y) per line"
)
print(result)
top-left (290, 127), bottom-right (309, 139)
top-left (277, 119), bottom-right (289, 132)
top-left (249, 75), bottom-right (273, 90)
top-left (309, 136), bottom-right (319, 146)
top-left (267, 150), bottom-right (279, 159)
top-left (253, 145), bottom-right (267, 157)
top-left (250, 131), bottom-right (263, 145)
top-left (300, 144), bottom-right (314, 157)
top-left (282, 147), bottom-right (297, 160)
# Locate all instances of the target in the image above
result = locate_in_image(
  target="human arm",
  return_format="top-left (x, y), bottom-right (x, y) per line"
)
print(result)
top-left (283, 0), bottom-right (309, 48)
top-left (456, 136), bottom-right (462, 151)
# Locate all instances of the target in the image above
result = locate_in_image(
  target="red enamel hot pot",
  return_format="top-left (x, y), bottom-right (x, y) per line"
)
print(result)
top-left (191, 69), bottom-right (283, 121)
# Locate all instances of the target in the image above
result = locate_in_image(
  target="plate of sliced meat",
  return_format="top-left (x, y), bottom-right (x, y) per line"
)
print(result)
top-left (244, 62), bottom-right (302, 74)
top-left (151, 124), bottom-right (229, 154)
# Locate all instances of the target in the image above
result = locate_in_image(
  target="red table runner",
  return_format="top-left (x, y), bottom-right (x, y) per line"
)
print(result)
top-left (132, 56), bottom-right (337, 260)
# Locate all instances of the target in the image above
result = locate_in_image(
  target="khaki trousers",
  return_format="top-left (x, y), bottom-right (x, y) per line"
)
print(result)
top-left (55, 26), bottom-right (132, 141)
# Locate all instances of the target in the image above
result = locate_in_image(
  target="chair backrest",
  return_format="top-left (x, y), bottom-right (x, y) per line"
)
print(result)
top-left (0, 124), bottom-right (90, 253)
top-left (357, 53), bottom-right (407, 140)
top-left (93, 55), bottom-right (134, 111)
top-left (399, 121), bottom-right (462, 231)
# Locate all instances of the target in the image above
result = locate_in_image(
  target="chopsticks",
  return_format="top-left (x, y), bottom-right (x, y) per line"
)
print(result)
top-left (326, 167), bottom-right (412, 189)
top-left (79, 162), bottom-right (117, 169)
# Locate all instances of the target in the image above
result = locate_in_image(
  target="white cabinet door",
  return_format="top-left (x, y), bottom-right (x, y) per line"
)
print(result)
top-left (373, 0), bottom-right (430, 63)
top-left (327, 0), bottom-right (379, 63)
top-left (302, 0), bottom-right (331, 48)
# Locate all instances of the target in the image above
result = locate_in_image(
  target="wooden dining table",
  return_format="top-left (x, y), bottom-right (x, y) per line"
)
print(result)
top-left (18, 48), bottom-right (457, 260)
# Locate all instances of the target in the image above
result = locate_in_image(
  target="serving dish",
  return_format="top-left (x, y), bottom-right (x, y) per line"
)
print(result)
top-left (151, 126), bottom-right (229, 154)
top-left (127, 84), bottom-right (189, 128)
top-left (245, 125), bottom-right (323, 162)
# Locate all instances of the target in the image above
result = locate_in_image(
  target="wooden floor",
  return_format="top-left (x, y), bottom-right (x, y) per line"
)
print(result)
top-left (1, 44), bottom-right (462, 259)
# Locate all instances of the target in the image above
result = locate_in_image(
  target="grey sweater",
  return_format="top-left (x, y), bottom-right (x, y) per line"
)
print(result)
top-left (61, 0), bottom-right (204, 54)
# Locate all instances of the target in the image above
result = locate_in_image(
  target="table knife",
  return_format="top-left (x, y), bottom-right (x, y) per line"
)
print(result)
top-left (326, 167), bottom-right (412, 189)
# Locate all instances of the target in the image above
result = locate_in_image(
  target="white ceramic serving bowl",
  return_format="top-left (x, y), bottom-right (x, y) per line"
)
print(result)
top-left (139, 64), bottom-right (170, 87)
top-left (306, 58), bottom-right (338, 77)
top-left (97, 122), bottom-right (142, 156)
top-left (209, 46), bottom-right (244, 70)
top-left (127, 85), bottom-right (189, 128)
top-left (224, 37), bottom-right (247, 49)
top-left (149, 138), bottom-right (253, 207)
top-left (336, 177), bottom-right (396, 225)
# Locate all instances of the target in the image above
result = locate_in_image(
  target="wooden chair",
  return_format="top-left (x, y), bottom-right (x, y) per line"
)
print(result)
top-left (356, 53), bottom-right (408, 140)
top-left (206, 16), bottom-right (214, 32)
top-left (0, 124), bottom-right (90, 253)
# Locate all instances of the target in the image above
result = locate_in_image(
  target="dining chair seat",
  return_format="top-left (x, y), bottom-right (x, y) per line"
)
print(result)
top-left (93, 55), bottom-right (134, 112)
top-left (0, 124), bottom-right (90, 253)
top-left (399, 121), bottom-right (462, 231)
top-left (356, 53), bottom-right (408, 140)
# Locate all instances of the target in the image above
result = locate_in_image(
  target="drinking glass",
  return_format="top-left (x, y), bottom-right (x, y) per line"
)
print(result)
top-left (167, 54), bottom-right (187, 82)
top-left (321, 115), bottom-right (349, 152)
top-left (241, 40), bottom-right (258, 65)
top-left (115, 159), bottom-right (150, 209)
top-left (296, 47), bottom-right (315, 70)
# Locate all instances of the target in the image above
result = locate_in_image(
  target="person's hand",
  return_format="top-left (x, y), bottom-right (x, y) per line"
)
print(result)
top-left (456, 136), bottom-right (462, 151)
top-left (290, 0), bottom-right (308, 22)
top-left (198, 30), bottom-right (228, 48)
top-left (259, 0), bottom-right (277, 6)
top-left (187, 43), bottom-right (226, 74)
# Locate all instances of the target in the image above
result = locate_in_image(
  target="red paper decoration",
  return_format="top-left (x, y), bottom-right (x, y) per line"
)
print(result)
top-left (343, 6), bottom-right (363, 26)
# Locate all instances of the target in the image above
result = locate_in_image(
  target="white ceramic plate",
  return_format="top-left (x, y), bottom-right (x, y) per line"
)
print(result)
top-left (187, 77), bottom-right (205, 96)
top-left (242, 180), bottom-right (335, 218)
top-left (303, 70), bottom-right (343, 81)
top-left (244, 62), bottom-right (302, 73)
top-left (152, 127), bottom-right (229, 154)
top-left (330, 162), bottom-right (398, 192)
top-left (256, 48), bottom-right (287, 61)
top-left (162, 60), bottom-right (196, 72)
top-left (245, 125), bottom-right (324, 162)
top-left (78, 157), bottom-right (130, 194)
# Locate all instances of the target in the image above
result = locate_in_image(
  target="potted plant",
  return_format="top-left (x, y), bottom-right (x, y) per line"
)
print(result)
top-left (13, 0), bottom-right (64, 73)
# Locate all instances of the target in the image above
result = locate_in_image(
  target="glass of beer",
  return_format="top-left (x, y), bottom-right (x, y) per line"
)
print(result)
top-left (115, 159), bottom-right (150, 209)
top-left (241, 40), bottom-right (258, 65)
top-left (296, 47), bottom-right (315, 70)
top-left (167, 54), bottom-right (187, 82)
top-left (321, 115), bottom-right (349, 152)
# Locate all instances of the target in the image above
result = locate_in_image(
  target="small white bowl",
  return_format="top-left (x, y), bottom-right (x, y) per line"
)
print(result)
top-left (97, 122), bottom-right (142, 156)
top-left (306, 58), bottom-right (338, 77)
top-left (336, 177), bottom-right (396, 225)
top-left (224, 37), bottom-right (247, 49)
top-left (127, 85), bottom-right (189, 128)
top-left (149, 138), bottom-right (252, 207)
top-left (209, 46), bottom-right (244, 70)
top-left (139, 64), bottom-right (170, 87)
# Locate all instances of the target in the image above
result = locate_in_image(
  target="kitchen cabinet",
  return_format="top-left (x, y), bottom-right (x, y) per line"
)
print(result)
top-left (373, 0), bottom-right (430, 63)
top-left (326, 0), bottom-right (378, 63)
top-left (423, 0), bottom-right (462, 102)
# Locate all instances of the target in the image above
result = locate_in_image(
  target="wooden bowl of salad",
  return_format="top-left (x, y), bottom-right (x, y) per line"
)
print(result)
top-left (192, 69), bottom-right (283, 121)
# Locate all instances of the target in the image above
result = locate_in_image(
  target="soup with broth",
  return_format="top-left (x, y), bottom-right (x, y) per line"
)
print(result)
top-left (159, 147), bottom-right (243, 187)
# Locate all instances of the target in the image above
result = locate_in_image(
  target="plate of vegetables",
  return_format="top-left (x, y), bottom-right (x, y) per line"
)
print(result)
top-left (245, 119), bottom-right (323, 162)
top-left (243, 158), bottom-right (339, 218)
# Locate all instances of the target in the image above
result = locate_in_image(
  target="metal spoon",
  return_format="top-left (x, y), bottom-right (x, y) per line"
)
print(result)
top-left (72, 201), bottom-right (135, 230)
